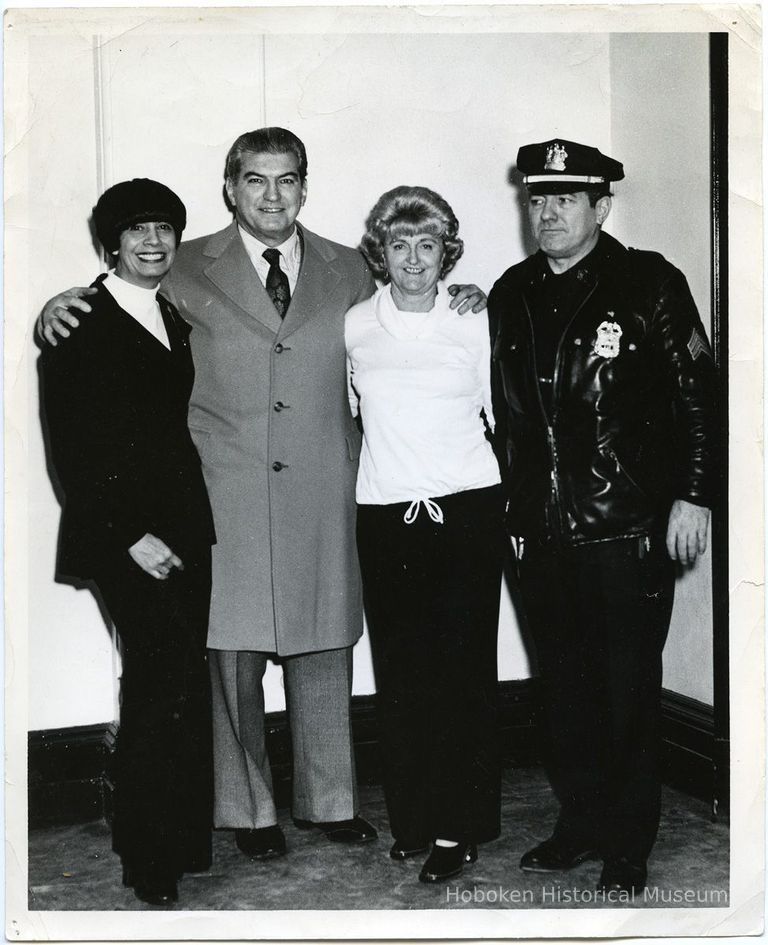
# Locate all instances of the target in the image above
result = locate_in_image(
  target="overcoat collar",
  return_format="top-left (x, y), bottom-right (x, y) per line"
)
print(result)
top-left (200, 221), bottom-right (346, 338)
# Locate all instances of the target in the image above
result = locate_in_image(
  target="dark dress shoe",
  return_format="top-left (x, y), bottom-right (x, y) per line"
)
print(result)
top-left (598, 857), bottom-right (647, 895)
top-left (520, 837), bottom-right (599, 873)
top-left (390, 839), bottom-right (429, 860)
top-left (419, 843), bottom-right (477, 883)
top-left (122, 866), bottom-right (178, 906)
top-left (132, 880), bottom-right (178, 906)
top-left (235, 825), bottom-right (287, 859)
top-left (292, 815), bottom-right (378, 844)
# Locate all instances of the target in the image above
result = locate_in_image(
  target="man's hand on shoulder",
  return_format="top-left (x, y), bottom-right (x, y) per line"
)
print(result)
top-left (37, 286), bottom-right (98, 346)
top-left (447, 284), bottom-right (487, 315)
top-left (666, 499), bottom-right (710, 566)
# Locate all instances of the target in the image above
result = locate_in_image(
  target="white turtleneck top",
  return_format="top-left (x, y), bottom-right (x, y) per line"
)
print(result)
top-left (345, 282), bottom-right (500, 507)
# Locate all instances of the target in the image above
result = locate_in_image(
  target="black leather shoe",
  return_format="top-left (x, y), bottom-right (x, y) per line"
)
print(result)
top-left (520, 837), bottom-right (599, 873)
top-left (122, 867), bottom-right (178, 906)
top-left (389, 839), bottom-right (429, 860)
top-left (133, 880), bottom-right (178, 906)
top-left (597, 857), bottom-right (647, 895)
top-left (235, 825), bottom-right (287, 859)
top-left (419, 843), bottom-right (477, 883)
top-left (293, 815), bottom-right (378, 844)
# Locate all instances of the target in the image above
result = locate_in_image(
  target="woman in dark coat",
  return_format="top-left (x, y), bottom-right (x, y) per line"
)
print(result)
top-left (41, 179), bottom-right (216, 906)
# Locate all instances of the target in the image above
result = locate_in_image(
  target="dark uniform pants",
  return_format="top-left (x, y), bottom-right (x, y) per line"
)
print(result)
top-left (357, 485), bottom-right (504, 845)
top-left (94, 546), bottom-right (213, 882)
top-left (517, 534), bottom-right (675, 864)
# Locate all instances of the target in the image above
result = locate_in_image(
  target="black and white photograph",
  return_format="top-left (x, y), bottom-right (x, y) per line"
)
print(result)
top-left (5, 3), bottom-right (763, 940)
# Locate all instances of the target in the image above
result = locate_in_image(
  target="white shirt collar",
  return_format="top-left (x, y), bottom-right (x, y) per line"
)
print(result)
top-left (238, 225), bottom-right (301, 264)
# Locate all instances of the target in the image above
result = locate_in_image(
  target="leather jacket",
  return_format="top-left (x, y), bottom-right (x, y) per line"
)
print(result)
top-left (488, 232), bottom-right (716, 546)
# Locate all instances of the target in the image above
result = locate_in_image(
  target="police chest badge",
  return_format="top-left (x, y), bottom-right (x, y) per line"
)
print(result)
top-left (593, 318), bottom-right (623, 358)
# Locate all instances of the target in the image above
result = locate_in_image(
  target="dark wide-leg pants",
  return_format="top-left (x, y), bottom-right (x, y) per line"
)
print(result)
top-left (357, 485), bottom-right (504, 845)
top-left (517, 534), bottom-right (676, 865)
top-left (94, 546), bottom-right (213, 882)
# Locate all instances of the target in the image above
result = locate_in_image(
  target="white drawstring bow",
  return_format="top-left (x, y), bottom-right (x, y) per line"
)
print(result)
top-left (403, 498), bottom-right (445, 525)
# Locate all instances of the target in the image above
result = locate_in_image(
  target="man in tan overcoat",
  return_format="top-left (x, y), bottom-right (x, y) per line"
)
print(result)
top-left (40, 127), bottom-right (484, 861)
top-left (161, 128), bottom-right (378, 857)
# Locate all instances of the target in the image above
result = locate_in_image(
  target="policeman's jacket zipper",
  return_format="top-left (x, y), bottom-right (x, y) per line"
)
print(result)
top-left (607, 448), bottom-right (648, 498)
top-left (522, 275), bottom-right (598, 541)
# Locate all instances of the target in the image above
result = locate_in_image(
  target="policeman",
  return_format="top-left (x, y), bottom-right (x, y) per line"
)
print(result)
top-left (488, 139), bottom-right (715, 894)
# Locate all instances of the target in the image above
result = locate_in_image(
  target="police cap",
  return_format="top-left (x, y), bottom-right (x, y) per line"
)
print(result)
top-left (517, 139), bottom-right (624, 194)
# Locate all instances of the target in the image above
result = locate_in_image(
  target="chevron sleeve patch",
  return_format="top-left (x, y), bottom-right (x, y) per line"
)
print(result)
top-left (687, 326), bottom-right (712, 361)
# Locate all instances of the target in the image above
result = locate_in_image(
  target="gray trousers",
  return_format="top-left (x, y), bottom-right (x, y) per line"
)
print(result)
top-left (209, 646), bottom-right (358, 829)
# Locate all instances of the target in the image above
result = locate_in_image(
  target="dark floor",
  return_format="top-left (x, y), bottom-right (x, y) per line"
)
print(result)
top-left (28, 767), bottom-right (729, 912)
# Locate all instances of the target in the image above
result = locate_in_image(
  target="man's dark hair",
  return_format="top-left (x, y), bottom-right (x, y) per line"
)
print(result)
top-left (225, 127), bottom-right (308, 183)
top-left (585, 187), bottom-right (612, 207)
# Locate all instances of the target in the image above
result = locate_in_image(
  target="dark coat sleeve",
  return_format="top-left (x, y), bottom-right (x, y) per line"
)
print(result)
top-left (41, 316), bottom-right (154, 555)
top-left (642, 258), bottom-right (717, 509)
top-left (487, 286), bottom-right (511, 485)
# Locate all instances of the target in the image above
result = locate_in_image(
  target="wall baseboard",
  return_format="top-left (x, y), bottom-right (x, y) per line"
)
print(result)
top-left (28, 681), bottom-right (725, 829)
top-left (28, 722), bottom-right (118, 829)
top-left (660, 688), bottom-right (725, 813)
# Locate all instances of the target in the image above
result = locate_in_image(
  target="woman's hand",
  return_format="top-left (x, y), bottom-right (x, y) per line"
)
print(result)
top-left (446, 284), bottom-right (487, 315)
top-left (37, 287), bottom-right (98, 346)
top-left (128, 533), bottom-right (184, 580)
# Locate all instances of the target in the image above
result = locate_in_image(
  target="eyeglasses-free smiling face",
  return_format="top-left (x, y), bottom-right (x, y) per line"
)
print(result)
top-left (115, 221), bottom-right (177, 289)
top-left (528, 191), bottom-right (611, 273)
top-left (225, 151), bottom-right (307, 247)
top-left (383, 231), bottom-right (445, 310)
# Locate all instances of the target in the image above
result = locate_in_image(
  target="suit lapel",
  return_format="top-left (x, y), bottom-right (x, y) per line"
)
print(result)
top-left (279, 225), bottom-right (343, 340)
top-left (159, 295), bottom-right (191, 355)
top-left (203, 223), bottom-right (283, 334)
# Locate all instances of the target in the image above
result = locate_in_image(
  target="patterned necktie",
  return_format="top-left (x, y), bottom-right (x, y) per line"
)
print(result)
top-left (262, 247), bottom-right (291, 319)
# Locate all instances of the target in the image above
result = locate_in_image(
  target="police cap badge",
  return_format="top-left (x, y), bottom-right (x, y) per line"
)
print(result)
top-left (517, 138), bottom-right (625, 194)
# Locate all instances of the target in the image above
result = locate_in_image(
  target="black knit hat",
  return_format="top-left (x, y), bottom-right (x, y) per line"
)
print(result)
top-left (517, 139), bottom-right (624, 194)
top-left (94, 178), bottom-right (187, 254)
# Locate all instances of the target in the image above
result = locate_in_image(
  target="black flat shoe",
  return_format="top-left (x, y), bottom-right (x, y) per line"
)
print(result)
top-left (520, 837), bottom-right (599, 873)
top-left (597, 857), bottom-right (647, 895)
top-left (235, 825), bottom-right (287, 859)
top-left (419, 843), bottom-right (477, 883)
top-left (122, 866), bottom-right (178, 906)
top-left (389, 839), bottom-right (429, 860)
top-left (293, 815), bottom-right (378, 844)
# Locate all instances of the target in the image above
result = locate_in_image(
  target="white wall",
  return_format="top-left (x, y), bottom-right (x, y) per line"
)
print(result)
top-left (609, 33), bottom-right (714, 703)
top-left (11, 14), bottom-right (713, 730)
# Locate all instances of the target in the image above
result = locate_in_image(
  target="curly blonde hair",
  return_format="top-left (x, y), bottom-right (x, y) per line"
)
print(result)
top-left (359, 186), bottom-right (464, 283)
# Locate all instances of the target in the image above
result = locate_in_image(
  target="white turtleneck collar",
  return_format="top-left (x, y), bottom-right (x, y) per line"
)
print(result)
top-left (374, 281), bottom-right (453, 341)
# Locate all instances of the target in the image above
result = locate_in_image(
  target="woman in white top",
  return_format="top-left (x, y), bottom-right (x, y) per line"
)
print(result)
top-left (346, 186), bottom-right (504, 883)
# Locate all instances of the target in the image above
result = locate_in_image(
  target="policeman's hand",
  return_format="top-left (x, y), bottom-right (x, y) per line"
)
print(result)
top-left (128, 533), bottom-right (184, 580)
top-left (38, 286), bottom-right (97, 346)
top-left (666, 499), bottom-right (710, 566)
top-left (447, 283), bottom-right (487, 315)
